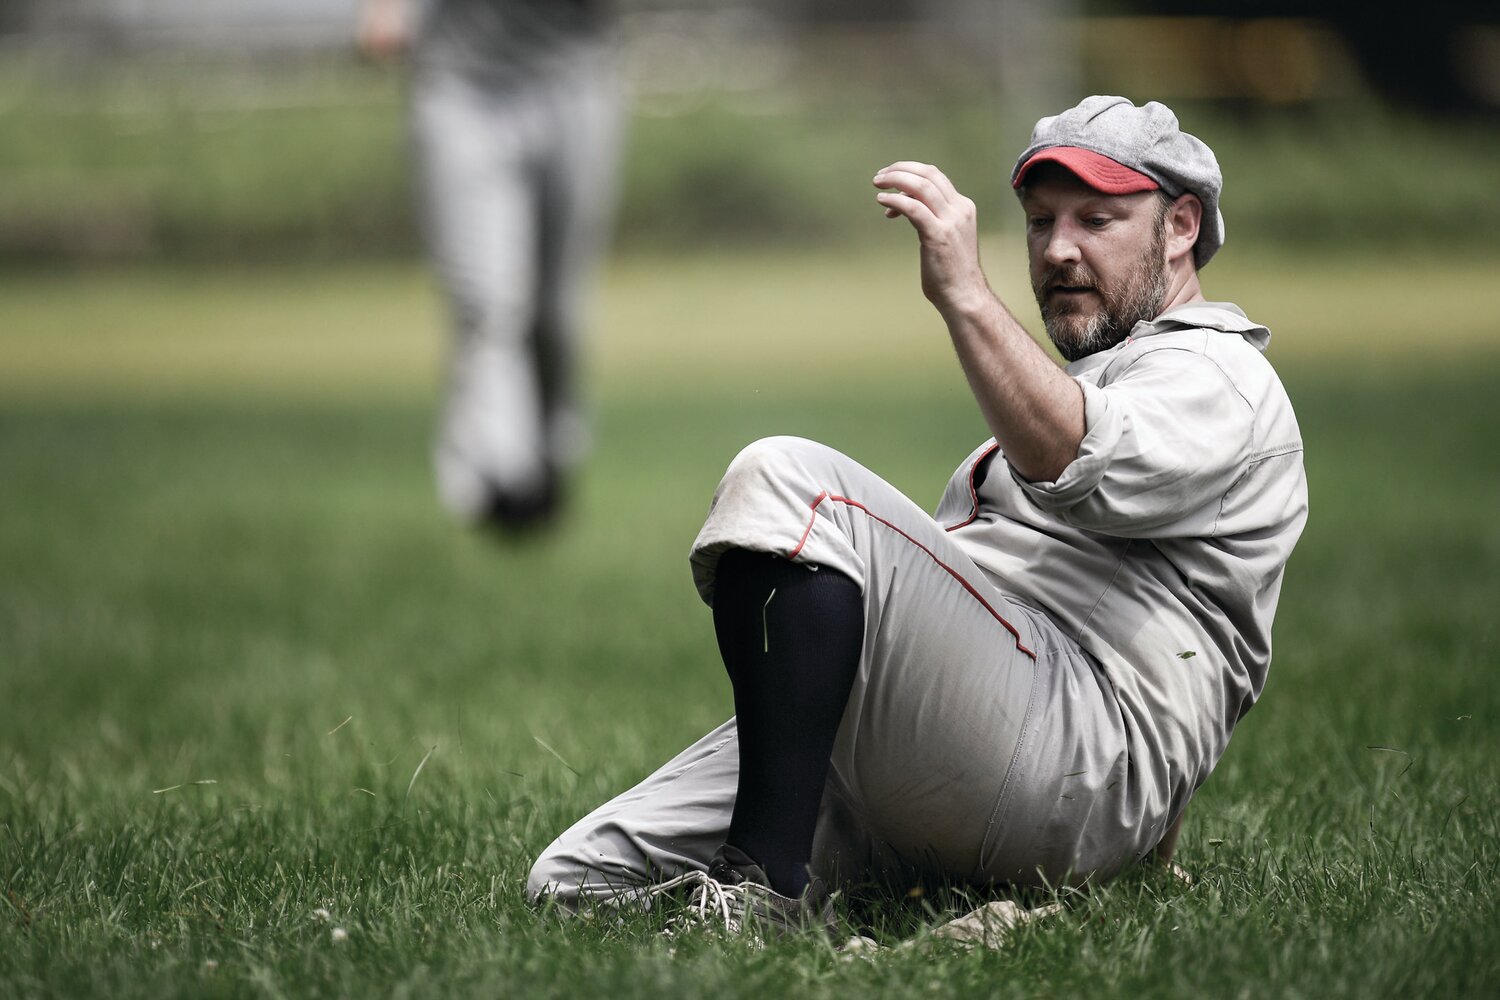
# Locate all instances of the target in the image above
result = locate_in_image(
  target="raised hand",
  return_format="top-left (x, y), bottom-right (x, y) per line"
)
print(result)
top-left (357, 0), bottom-right (413, 64)
top-left (873, 161), bottom-right (992, 316)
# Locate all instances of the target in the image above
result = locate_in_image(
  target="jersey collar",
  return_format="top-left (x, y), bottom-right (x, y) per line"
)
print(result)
top-left (1133, 301), bottom-right (1272, 352)
top-left (1063, 302), bottom-right (1272, 376)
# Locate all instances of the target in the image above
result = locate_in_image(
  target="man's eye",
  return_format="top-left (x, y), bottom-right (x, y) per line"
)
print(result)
top-left (1027, 216), bottom-right (1051, 230)
top-left (1085, 216), bottom-right (1110, 228)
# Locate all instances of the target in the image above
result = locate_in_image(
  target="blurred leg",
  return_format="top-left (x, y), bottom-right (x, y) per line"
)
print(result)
top-left (532, 53), bottom-right (625, 480)
top-left (411, 68), bottom-right (549, 523)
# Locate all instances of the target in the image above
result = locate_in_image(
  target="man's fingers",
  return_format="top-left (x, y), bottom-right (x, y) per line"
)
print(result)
top-left (875, 191), bottom-right (937, 229)
top-left (875, 160), bottom-right (944, 182)
top-left (872, 166), bottom-right (942, 196)
top-left (873, 161), bottom-right (961, 204)
top-left (872, 169), bottom-right (952, 215)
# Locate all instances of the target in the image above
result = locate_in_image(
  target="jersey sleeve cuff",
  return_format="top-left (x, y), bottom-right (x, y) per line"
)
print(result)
top-left (1012, 377), bottom-right (1119, 511)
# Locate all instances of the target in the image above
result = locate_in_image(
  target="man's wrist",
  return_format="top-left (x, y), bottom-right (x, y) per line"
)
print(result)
top-left (933, 284), bottom-right (999, 325)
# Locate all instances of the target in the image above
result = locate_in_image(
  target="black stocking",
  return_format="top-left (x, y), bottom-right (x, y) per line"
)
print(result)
top-left (711, 547), bottom-right (864, 896)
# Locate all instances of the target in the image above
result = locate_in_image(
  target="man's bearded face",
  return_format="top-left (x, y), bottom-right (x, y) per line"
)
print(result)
top-left (1031, 201), bottom-right (1170, 363)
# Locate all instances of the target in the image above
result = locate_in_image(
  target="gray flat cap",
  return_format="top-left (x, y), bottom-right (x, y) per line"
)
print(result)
top-left (1011, 95), bottom-right (1225, 268)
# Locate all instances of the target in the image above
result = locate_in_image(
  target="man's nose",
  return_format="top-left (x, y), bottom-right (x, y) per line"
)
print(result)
top-left (1043, 222), bottom-right (1082, 267)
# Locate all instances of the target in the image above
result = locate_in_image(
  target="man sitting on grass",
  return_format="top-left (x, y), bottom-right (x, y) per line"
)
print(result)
top-left (527, 95), bottom-right (1308, 938)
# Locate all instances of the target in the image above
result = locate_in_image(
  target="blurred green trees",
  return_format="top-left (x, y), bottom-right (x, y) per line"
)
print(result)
top-left (2, 56), bottom-right (1497, 265)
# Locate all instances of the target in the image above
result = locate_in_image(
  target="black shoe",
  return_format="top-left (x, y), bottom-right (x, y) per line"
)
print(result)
top-left (478, 469), bottom-right (562, 535)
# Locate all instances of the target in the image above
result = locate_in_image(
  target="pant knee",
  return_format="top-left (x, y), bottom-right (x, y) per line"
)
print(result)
top-left (713, 435), bottom-right (838, 524)
top-left (525, 848), bottom-right (582, 907)
top-left (693, 435), bottom-right (871, 602)
top-left (721, 436), bottom-right (823, 488)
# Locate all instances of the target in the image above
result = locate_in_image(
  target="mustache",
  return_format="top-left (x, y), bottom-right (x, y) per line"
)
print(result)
top-left (1038, 265), bottom-right (1099, 293)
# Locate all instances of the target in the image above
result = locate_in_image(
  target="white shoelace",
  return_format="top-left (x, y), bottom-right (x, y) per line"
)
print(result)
top-left (685, 877), bottom-right (754, 928)
top-left (646, 870), bottom-right (761, 933)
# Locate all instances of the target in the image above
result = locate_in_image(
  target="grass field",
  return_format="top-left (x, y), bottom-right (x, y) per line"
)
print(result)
top-left (3, 248), bottom-right (1498, 997)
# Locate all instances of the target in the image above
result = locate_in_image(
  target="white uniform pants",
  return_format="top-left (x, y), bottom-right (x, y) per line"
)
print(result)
top-left (412, 54), bottom-right (622, 518)
top-left (528, 437), bottom-right (1157, 902)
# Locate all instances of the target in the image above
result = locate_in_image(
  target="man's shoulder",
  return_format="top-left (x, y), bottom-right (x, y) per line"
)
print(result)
top-left (1077, 306), bottom-right (1296, 425)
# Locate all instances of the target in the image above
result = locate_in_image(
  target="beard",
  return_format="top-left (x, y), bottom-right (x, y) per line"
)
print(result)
top-left (1034, 222), bottom-right (1169, 363)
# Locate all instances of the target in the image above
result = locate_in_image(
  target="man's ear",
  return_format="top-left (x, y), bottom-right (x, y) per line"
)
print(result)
top-left (1166, 193), bottom-right (1202, 265)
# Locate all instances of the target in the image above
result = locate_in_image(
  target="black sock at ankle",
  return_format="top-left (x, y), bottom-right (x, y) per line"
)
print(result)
top-left (712, 547), bottom-right (864, 896)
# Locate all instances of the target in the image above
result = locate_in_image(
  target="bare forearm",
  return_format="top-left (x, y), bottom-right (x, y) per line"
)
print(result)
top-left (939, 292), bottom-right (1085, 483)
top-left (871, 161), bottom-right (1084, 482)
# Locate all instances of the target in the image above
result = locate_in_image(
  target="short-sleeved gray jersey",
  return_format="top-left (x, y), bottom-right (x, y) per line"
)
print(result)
top-left (939, 301), bottom-right (1308, 823)
top-left (414, 0), bottom-right (613, 79)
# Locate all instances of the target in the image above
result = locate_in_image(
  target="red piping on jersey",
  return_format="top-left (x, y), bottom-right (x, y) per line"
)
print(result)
top-left (944, 442), bottom-right (1001, 533)
top-left (787, 488), bottom-right (1036, 660)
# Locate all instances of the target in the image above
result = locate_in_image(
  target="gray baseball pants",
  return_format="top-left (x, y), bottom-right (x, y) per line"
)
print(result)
top-left (527, 437), bottom-right (1158, 903)
top-left (411, 54), bottom-right (622, 519)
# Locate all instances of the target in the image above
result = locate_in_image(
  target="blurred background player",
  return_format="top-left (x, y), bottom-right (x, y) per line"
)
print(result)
top-left (358, 0), bottom-right (624, 531)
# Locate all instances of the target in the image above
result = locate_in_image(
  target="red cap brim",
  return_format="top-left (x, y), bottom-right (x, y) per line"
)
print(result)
top-left (1012, 147), bottom-right (1160, 194)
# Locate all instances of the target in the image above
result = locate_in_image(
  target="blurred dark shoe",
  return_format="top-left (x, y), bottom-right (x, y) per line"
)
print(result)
top-left (478, 469), bottom-right (563, 536)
